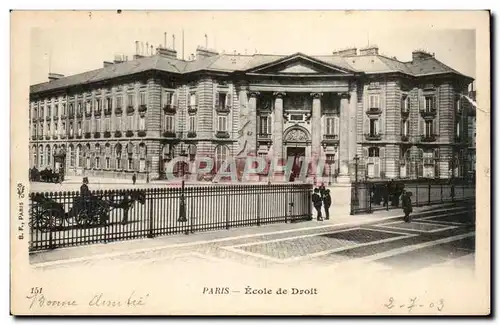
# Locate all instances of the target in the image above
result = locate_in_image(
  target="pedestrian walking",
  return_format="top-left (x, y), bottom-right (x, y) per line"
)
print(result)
top-left (80, 177), bottom-right (91, 197)
top-left (132, 173), bottom-right (137, 185)
top-left (319, 183), bottom-right (327, 198)
top-left (402, 191), bottom-right (413, 222)
top-left (323, 189), bottom-right (332, 220)
top-left (312, 188), bottom-right (323, 221)
top-left (146, 173), bottom-right (150, 184)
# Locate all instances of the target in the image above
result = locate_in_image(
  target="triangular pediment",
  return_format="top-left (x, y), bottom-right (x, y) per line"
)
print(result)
top-left (246, 52), bottom-right (355, 75)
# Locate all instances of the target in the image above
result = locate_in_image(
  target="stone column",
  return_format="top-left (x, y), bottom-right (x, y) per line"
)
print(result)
top-left (338, 92), bottom-right (350, 182)
top-left (272, 92), bottom-right (285, 162)
top-left (348, 84), bottom-right (358, 180)
top-left (310, 92), bottom-right (323, 158)
top-left (244, 89), bottom-right (257, 155)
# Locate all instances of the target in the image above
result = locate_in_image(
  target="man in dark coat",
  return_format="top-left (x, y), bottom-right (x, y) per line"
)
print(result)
top-left (132, 173), bottom-right (137, 185)
top-left (312, 188), bottom-right (323, 221)
top-left (323, 189), bottom-right (332, 220)
top-left (402, 191), bottom-right (413, 223)
top-left (80, 177), bottom-right (91, 197)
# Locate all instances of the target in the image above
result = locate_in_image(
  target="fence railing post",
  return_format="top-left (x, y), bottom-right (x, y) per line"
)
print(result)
top-left (386, 182), bottom-right (389, 211)
top-left (285, 189), bottom-right (289, 224)
top-left (428, 179), bottom-right (431, 205)
top-left (256, 190), bottom-right (261, 227)
top-left (441, 183), bottom-right (444, 203)
top-left (225, 192), bottom-right (230, 230)
top-left (368, 183), bottom-right (373, 214)
top-left (146, 190), bottom-right (155, 238)
top-left (415, 182), bottom-right (419, 207)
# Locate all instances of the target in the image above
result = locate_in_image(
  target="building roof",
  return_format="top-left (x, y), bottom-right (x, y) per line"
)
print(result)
top-left (30, 51), bottom-right (473, 95)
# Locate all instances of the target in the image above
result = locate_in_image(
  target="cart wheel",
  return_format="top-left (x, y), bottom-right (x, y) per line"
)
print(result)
top-left (39, 208), bottom-right (64, 231)
top-left (75, 209), bottom-right (91, 227)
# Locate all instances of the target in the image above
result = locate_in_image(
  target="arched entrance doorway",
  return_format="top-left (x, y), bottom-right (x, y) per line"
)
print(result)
top-left (283, 126), bottom-right (311, 181)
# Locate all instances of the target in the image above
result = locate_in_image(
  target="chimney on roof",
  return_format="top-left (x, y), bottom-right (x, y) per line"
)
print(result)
top-left (48, 73), bottom-right (64, 82)
top-left (196, 46), bottom-right (218, 61)
top-left (156, 46), bottom-right (177, 59)
top-left (412, 50), bottom-right (434, 61)
top-left (359, 45), bottom-right (379, 55)
top-left (114, 54), bottom-right (125, 64)
top-left (332, 47), bottom-right (357, 56)
top-left (103, 61), bottom-right (114, 68)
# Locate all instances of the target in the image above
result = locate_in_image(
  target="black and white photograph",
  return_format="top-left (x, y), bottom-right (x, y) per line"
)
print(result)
top-left (10, 10), bottom-right (490, 315)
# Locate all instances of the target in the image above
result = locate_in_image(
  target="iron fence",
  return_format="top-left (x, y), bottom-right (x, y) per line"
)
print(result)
top-left (29, 183), bottom-right (312, 252)
top-left (351, 179), bottom-right (475, 214)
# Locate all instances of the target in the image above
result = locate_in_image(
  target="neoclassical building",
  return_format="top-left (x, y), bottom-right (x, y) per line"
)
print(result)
top-left (29, 45), bottom-right (475, 182)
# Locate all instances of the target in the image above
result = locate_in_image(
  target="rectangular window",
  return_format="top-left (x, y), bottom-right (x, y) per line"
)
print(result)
top-left (401, 95), bottom-right (409, 112)
top-left (140, 92), bottom-right (146, 106)
top-left (325, 117), bottom-right (334, 135)
top-left (116, 158), bottom-right (121, 169)
top-left (106, 97), bottom-right (112, 109)
top-left (165, 115), bottom-right (174, 131)
top-left (425, 96), bottom-right (436, 111)
top-left (127, 94), bottom-right (134, 107)
top-left (77, 122), bottom-right (82, 136)
top-left (456, 122), bottom-right (460, 137)
top-left (127, 116), bottom-right (134, 130)
top-left (95, 157), bottom-right (100, 169)
top-left (163, 91), bottom-right (171, 107)
top-left (217, 115), bottom-right (227, 132)
top-left (139, 159), bottom-right (146, 172)
top-left (456, 97), bottom-right (461, 113)
top-left (369, 95), bottom-right (380, 108)
top-left (116, 96), bottom-right (123, 108)
top-left (425, 121), bottom-right (433, 136)
top-left (54, 104), bottom-right (59, 117)
top-left (189, 116), bottom-right (196, 132)
top-left (106, 157), bottom-right (110, 169)
top-left (189, 93), bottom-right (196, 107)
top-left (368, 148), bottom-right (379, 157)
top-left (401, 120), bottom-right (408, 136)
top-left (139, 117), bottom-right (146, 131)
top-left (105, 118), bottom-right (111, 132)
top-left (86, 100), bottom-right (91, 114)
top-left (47, 105), bottom-right (51, 117)
top-left (218, 93), bottom-right (226, 109)
top-left (114, 116), bottom-right (121, 131)
top-left (60, 122), bottom-right (65, 136)
top-left (259, 116), bottom-right (272, 134)
top-left (128, 158), bottom-right (133, 170)
top-left (46, 123), bottom-right (50, 136)
top-left (96, 119), bottom-right (101, 132)
top-left (369, 119), bottom-right (379, 135)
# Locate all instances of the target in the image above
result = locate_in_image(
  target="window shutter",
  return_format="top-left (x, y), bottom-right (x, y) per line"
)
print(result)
top-left (165, 91), bottom-right (170, 108)
top-left (379, 117), bottom-right (384, 135)
top-left (334, 116), bottom-right (340, 136)
top-left (375, 119), bottom-right (380, 135)
top-left (195, 91), bottom-right (199, 106)
top-left (363, 148), bottom-right (369, 158)
top-left (374, 160), bottom-right (380, 178)
top-left (226, 92), bottom-right (232, 108)
top-left (432, 118), bottom-right (438, 136)
top-left (419, 117), bottom-right (424, 135)
top-left (215, 92), bottom-right (220, 109)
top-left (363, 116), bottom-right (369, 135)
top-left (379, 147), bottom-right (386, 176)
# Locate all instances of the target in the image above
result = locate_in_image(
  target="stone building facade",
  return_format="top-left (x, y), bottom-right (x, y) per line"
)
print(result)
top-left (29, 45), bottom-right (475, 182)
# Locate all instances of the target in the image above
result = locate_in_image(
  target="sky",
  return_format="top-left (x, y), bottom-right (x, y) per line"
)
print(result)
top-left (29, 11), bottom-right (476, 85)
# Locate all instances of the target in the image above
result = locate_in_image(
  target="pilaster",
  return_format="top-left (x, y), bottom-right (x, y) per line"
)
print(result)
top-left (338, 92), bottom-right (350, 182)
top-left (272, 92), bottom-right (285, 162)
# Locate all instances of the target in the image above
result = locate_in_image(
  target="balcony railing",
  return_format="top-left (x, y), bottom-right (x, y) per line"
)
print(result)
top-left (364, 133), bottom-right (382, 141)
top-left (45, 116), bottom-right (51, 121)
top-left (94, 132), bottom-right (101, 139)
top-left (114, 131), bottom-right (122, 138)
top-left (187, 131), bottom-right (197, 138)
top-left (84, 132), bottom-right (91, 139)
top-left (162, 131), bottom-right (176, 138)
top-left (420, 109), bottom-right (437, 119)
top-left (423, 158), bottom-right (435, 166)
top-left (366, 107), bottom-right (382, 116)
top-left (163, 105), bottom-right (176, 114)
top-left (215, 131), bottom-right (230, 139)
top-left (401, 135), bottom-right (409, 142)
top-left (215, 105), bottom-right (231, 114)
top-left (104, 131), bottom-right (112, 138)
top-left (53, 116), bottom-right (59, 121)
top-left (139, 104), bottom-right (147, 113)
top-left (104, 109), bottom-right (112, 116)
top-left (322, 134), bottom-right (340, 144)
top-left (258, 133), bottom-right (272, 140)
top-left (76, 134), bottom-right (82, 139)
top-left (126, 106), bottom-right (135, 114)
top-left (76, 112), bottom-right (83, 118)
top-left (85, 111), bottom-right (92, 118)
top-left (115, 107), bottom-right (123, 115)
top-left (188, 105), bottom-right (197, 114)
top-left (420, 134), bottom-right (437, 142)
top-left (126, 130), bottom-right (134, 137)
top-left (137, 130), bottom-right (147, 137)
top-left (45, 135), bottom-right (51, 140)
top-left (31, 135), bottom-right (36, 140)
top-left (401, 110), bottom-right (410, 119)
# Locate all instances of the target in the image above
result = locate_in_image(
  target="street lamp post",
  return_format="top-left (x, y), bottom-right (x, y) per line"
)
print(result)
top-left (267, 141), bottom-right (272, 185)
top-left (351, 154), bottom-right (360, 215)
top-left (177, 134), bottom-right (188, 223)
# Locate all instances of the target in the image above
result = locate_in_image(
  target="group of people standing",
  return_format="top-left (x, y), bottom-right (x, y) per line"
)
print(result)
top-left (311, 184), bottom-right (332, 221)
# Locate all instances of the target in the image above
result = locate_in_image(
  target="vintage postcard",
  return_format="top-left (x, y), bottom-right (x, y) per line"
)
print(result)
top-left (10, 10), bottom-right (490, 315)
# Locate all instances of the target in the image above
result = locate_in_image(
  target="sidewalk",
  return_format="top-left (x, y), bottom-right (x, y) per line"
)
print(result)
top-left (30, 202), bottom-right (469, 266)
